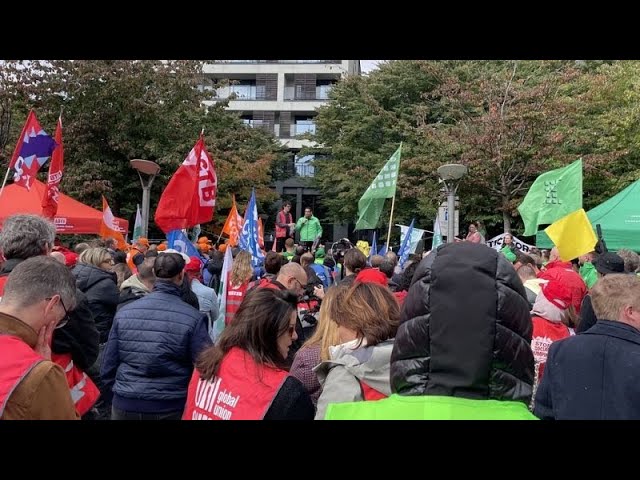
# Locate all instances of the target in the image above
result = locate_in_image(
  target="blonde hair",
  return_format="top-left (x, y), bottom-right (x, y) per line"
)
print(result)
top-left (79, 247), bottom-right (112, 269)
top-left (230, 250), bottom-right (253, 287)
top-left (591, 274), bottom-right (640, 321)
top-left (303, 285), bottom-right (343, 361)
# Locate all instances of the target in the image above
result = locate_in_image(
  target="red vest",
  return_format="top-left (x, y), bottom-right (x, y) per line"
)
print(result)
top-left (51, 353), bottom-right (100, 416)
top-left (0, 335), bottom-right (44, 418)
top-left (0, 275), bottom-right (8, 297)
top-left (225, 275), bottom-right (249, 325)
top-left (275, 211), bottom-right (293, 238)
top-left (182, 347), bottom-right (287, 420)
top-left (531, 316), bottom-right (571, 383)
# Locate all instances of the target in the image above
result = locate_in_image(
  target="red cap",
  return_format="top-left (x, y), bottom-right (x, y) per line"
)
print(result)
top-left (355, 268), bottom-right (388, 287)
top-left (185, 256), bottom-right (202, 273)
top-left (541, 280), bottom-right (572, 310)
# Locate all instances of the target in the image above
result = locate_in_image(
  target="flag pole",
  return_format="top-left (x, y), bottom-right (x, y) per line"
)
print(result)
top-left (385, 193), bottom-right (397, 251)
top-left (0, 168), bottom-right (11, 199)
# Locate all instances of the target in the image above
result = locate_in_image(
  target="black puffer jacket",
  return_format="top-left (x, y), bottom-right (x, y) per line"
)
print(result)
top-left (393, 242), bottom-right (534, 404)
top-left (73, 263), bottom-right (119, 343)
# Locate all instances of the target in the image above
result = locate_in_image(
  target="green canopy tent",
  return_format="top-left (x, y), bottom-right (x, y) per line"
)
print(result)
top-left (536, 179), bottom-right (640, 252)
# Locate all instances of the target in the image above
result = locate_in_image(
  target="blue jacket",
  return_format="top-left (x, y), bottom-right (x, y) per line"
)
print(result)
top-left (534, 320), bottom-right (640, 420)
top-left (101, 280), bottom-right (212, 413)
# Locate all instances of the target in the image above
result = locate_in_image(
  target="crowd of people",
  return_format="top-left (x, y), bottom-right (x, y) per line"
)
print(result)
top-left (1, 210), bottom-right (639, 420)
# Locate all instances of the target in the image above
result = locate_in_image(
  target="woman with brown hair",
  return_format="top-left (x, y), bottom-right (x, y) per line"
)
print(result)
top-left (224, 250), bottom-right (254, 325)
top-left (183, 288), bottom-right (314, 420)
top-left (315, 281), bottom-right (400, 420)
top-left (289, 285), bottom-right (342, 408)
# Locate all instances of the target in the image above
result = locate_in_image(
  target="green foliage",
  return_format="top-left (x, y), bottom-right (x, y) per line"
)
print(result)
top-left (0, 60), bottom-right (282, 237)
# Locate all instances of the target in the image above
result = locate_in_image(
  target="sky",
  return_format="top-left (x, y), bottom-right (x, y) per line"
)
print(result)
top-left (361, 60), bottom-right (385, 73)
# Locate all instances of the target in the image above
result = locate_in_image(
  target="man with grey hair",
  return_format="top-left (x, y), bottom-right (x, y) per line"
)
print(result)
top-left (0, 214), bottom-right (56, 291)
top-left (0, 214), bottom-right (100, 417)
top-left (0, 256), bottom-right (79, 419)
top-left (616, 249), bottom-right (640, 274)
top-left (535, 274), bottom-right (640, 419)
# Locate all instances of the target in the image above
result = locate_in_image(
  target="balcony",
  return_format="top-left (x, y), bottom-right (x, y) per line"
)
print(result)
top-left (218, 60), bottom-right (341, 65)
top-left (215, 85), bottom-right (266, 101)
top-left (289, 123), bottom-right (316, 137)
top-left (283, 85), bottom-right (333, 101)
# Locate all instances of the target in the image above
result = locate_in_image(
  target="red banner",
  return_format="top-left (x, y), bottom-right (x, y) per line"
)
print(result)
top-left (41, 117), bottom-right (64, 219)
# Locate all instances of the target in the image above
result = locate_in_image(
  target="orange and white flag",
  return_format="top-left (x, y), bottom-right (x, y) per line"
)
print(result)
top-left (221, 195), bottom-right (243, 247)
top-left (100, 196), bottom-right (127, 249)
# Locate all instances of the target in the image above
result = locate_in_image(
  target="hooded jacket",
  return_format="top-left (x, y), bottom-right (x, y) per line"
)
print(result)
top-left (73, 263), bottom-right (119, 343)
top-left (314, 339), bottom-right (394, 420)
top-left (325, 242), bottom-right (536, 420)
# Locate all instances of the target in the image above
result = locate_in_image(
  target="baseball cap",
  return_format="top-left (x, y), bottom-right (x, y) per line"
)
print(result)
top-left (159, 248), bottom-right (190, 264)
top-left (594, 252), bottom-right (625, 275)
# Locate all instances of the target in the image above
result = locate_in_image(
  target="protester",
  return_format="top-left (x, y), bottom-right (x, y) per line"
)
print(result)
top-left (315, 282), bottom-right (399, 420)
top-left (275, 201), bottom-right (295, 253)
top-left (340, 248), bottom-right (367, 286)
top-left (616, 248), bottom-right (640, 274)
top-left (289, 286), bottom-right (341, 408)
top-left (183, 288), bottom-right (314, 420)
top-left (323, 242), bottom-right (536, 420)
top-left (517, 264), bottom-right (542, 308)
top-left (102, 252), bottom-right (212, 420)
top-left (465, 222), bottom-right (483, 243)
top-left (184, 256), bottom-right (219, 330)
top-left (225, 251), bottom-right (253, 325)
top-left (576, 252), bottom-right (625, 333)
top-left (0, 257), bottom-right (80, 420)
top-left (578, 251), bottom-right (598, 288)
top-left (535, 274), bottom-right (640, 419)
top-left (538, 247), bottom-right (587, 315)
top-left (118, 256), bottom-right (156, 310)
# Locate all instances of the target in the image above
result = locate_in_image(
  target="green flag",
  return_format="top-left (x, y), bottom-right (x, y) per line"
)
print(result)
top-left (355, 144), bottom-right (402, 230)
top-left (432, 213), bottom-right (443, 249)
top-left (132, 204), bottom-right (143, 242)
top-left (517, 158), bottom-right (583, 236)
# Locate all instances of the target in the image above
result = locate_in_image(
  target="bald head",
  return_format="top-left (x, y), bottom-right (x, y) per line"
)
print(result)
top-left (277, 262), bottom-right (308, 295)
top-left (549, 247), bottom-right (560, 262)
top-left (50, 251), bottom-right (66, 265)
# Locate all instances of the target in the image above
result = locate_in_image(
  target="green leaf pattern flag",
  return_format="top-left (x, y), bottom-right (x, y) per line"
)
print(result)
top-left (355, 144), bottom-right (402, 230)
top-left (517, 158), bottom-right (583, 236)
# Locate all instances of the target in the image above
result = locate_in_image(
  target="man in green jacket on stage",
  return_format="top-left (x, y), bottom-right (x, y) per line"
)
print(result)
top-left (295, 207), bottom-right (322, 253)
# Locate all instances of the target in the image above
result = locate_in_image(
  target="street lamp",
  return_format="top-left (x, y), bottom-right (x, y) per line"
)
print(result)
top-left (130, 159), bottom-right (161, 238)
top-left (437, 164), bottom-right (467, 243)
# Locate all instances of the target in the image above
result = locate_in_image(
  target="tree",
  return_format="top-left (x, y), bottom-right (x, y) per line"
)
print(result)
top-left (0, 61), bottom-right (282, 237)
top-left (416, 60), bottom-right (580, 233)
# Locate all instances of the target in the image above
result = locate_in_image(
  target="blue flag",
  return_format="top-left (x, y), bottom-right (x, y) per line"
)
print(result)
top-left (239, 189), bottom-right (265, 268)
top-left (167, 229), bottom-right (204, 264)
top-left (378, 244), bottom-right (387, 257)
top-left (398, 218), bottom-right (415, 267)
top-left (369, 231), bottom-right (378, 262)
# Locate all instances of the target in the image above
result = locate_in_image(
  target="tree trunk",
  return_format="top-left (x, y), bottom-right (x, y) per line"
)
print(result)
top-left (503, 210), bottom-right (511, 233)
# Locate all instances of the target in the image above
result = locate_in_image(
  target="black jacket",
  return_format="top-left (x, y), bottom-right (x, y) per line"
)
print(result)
top-left (393, 242), bottom-right (534, 404)
top-left (535, 320), bottom-right (640, 420)
top-left (1, 257), bottom-right (99, 370)
top-left (263, 377), bottom-right (315, 420)
top-left (73, 263), bottom-right (119, 343)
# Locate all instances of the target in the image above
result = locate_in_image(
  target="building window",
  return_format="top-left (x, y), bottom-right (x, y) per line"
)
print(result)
top-left (294, 155), bottom-right (315, 177)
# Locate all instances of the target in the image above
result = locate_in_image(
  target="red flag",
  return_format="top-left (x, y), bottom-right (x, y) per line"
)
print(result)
top-left (9, 110), bottom-right (57, 191)
top-left (41, 117), bottom-right (64, 219)
top-left (100, 196), bottom-right (127, 250)
top-left (154, 134), bottom-right (217, 233)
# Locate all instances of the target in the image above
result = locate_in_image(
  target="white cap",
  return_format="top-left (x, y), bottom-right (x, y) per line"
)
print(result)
top-left (160, 248), bottom-right (190, 264)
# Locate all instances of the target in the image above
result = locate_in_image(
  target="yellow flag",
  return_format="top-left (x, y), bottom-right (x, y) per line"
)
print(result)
top-left (544, 208), bottom-right (597, 262)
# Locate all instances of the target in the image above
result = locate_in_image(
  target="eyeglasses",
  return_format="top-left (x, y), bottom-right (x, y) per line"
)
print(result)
top-left (291, 277), bottom-right (305, 290)
top-left (45, 296), bottom-right (71, 329)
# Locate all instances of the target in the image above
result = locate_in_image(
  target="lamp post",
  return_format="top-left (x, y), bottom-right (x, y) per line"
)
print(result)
top-left (130, 159), bottom-right (161, 239)
top-left (437, 164), bottom-right (467, 243)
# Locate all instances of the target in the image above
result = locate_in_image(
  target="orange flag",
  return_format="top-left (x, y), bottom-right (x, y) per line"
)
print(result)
top-left (100, 196), bottom-right (127, 249)
top-left (257, 217), bottom-right (265, 250)
top-left (221, 195), bottom-right (243, 247)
